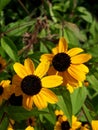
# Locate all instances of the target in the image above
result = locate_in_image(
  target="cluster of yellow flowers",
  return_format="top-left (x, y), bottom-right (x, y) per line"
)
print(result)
top-left (0, 37), bottom-right (97, 130)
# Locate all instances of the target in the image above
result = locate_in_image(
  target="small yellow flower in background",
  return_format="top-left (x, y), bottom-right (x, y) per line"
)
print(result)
top-left (40, 37), bottom-right (92, 92)
top-left (91, 120), bottom-right (98, 130)
top-left (12, 58), bottom-right (63, 110)
top-left (0, 56), bottom-right (6, 73)
top-left (54, 110), bottom-right (81, 130)
top-left (25, 126), bottom-right (34, 130)
top-left (7, 119), bottom-right (15, 130)
top-left (0, 80), bottom-right (11, 104)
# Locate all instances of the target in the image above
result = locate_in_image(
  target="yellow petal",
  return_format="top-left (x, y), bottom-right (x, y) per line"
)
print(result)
top-left (33, 94), bottom-right (47, 109)
top-left (25, 126), bottom-right (34, 130)
top-left (58, 37), bottom-right (68, 52)
top-left (78, 64), bottom-right (89, 73)
top-left (41, 75), bottom-right (63, 88)
top-left (68, 65), bottom-right (86, 81)
top-left (62, 71), bottom-right (79, 86)
top-left (72, 115), bottom-right (81, 129)
top-left (26, 97), bottom-right (33, 110)
top-left (12, 74), bottom-right (21, 87)
top-left (13, 63), bottom-right (27, 78)
top-left (41, 88), bottom-right (58, 103)
top-left (66, 84), bottom-right (74, 93)
top-left (91, 120), bottom-right (98, 130)
top-left (52, 46), bottom-right (59, 55)
top-left (71, 54), bottom-right (92, 64)
top-left (34, 61), bottom-right (50, 78)
top-left (40, 54), bottom-right (53, 62)
top-left (24, 58), bottom-right (35, 75)
top-left (67, 48), bottom-right (84, 57)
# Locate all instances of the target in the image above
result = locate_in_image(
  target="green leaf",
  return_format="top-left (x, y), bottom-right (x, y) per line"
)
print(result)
top-left (87, 75), bottom-right (98, 93)
top-left (57, 88), bottom-right (72, 125)
top-left (1, 36), bottom-right (18, 61)
top-left (82, 104), bottom-right (93, 123)
top-left (0, 116), bottom-right (9, 130)
top-left (0, 0), bottom-right (11, 11)
top-left (4, 106), bottom-right (48, 122)
top-left (77, 6), bottom-right (92, 23)
top-left (40, 42), bottom-right (49, 53)
top-left (71, 87), bottom-right (88, 115)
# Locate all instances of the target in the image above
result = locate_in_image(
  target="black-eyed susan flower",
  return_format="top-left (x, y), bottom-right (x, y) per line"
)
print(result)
top-left (91, 120), bottom-right (98, 130)
top-left (0, 56), bottom-right (6, 73)
top-left (54, 110), bottom-right (81, 130)
top-left (0, 80), bottom-right (11, 104)
top-left (12, 58), bottom-right (63, 110)
top-left (40, 37), bottom-right (92, 92)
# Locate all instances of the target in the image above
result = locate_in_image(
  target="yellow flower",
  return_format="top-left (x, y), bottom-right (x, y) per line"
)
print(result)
top-left (12, 58), bottom-right (63, 110)
top-left (54, 110), bottom-right (81, 130)
top-left (25, 126), bottom-right (34, 130)
top-left (0, 80), bottom-right (11, 104)
top-left (0, 56), bottom-right (6, 73)
top-left (7, 119), bottom-right (15, 130)
top-left (91, 120), bottom-right (98, 130)
top-left (40, 37), bottom-right (92, 92)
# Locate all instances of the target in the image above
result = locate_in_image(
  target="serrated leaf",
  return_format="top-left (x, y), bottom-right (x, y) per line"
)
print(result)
top-left (71, 87), bottom-right (87, 115)
top-left (1, 36), bottom-right (18, 61)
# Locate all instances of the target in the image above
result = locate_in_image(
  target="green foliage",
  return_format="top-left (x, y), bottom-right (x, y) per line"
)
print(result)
top-left (0, 0), bottom-right (98, 129)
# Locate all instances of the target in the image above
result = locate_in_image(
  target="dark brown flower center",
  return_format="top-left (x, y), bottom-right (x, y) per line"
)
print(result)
top-left (0, 86), bottom-right (3, 95)
top-left (21, 75), bottom-right (42, 96)
top-left (9, 93), bottom-right (23, 106)
top-left (61, 121), bottom-right (70, 130)
top-left (52, 53), bottom-right (71, 72)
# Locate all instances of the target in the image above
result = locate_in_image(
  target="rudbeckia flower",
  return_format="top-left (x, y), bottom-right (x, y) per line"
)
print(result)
top-left (0, 56), bottom-right (6, 73)
top-left (40, 37), bottom-right (92, 92)
top-left (12, 58), bottom-right (63, 110)
top-left (0, 80), bottom-right (11, 104)
top-left (91, 120), bottom-right (98, 130)
top-left (54, 110), bottom-right (81, 130)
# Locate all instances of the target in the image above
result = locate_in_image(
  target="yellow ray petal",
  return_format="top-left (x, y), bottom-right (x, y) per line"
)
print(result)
top-left (24, 58), bottom-right (35, 75)
top-left (78, 64), bottom-right (89, 73)
top-left (12, 74), bottom-right (21, 87)
top-left (40, 54), bottom-right (53, 62)
top-left (67, 48), bottom-right (84, 57)
top-left (52, 46), bottom-right (59, 55)
top-left (91, 120), bottom-right (98, 130)
top-left (68, 65), bottom-right (86, 81)
top-left (34, 61), bottom-right (50, 78)
top-left (71, 54), bottom-right (92, 64)
top-left (63, 71), bottom-right (79, 86)
top-left (41, 75), bottom-right (63, 88)
top-left (58, 37), bottom-right (68, 52)
top-left (33, 94), bottom-right (47, 109)
top-left (13, 63), bottom-right (27, 78)
top-left (25, 126), bottom-right (34, 130)
top-left (26, 97), bottom-right (33, 110)
top-left (72, 116), bottom-right (81, 129)
top-left (41, 88), bottom-right (58, 103)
